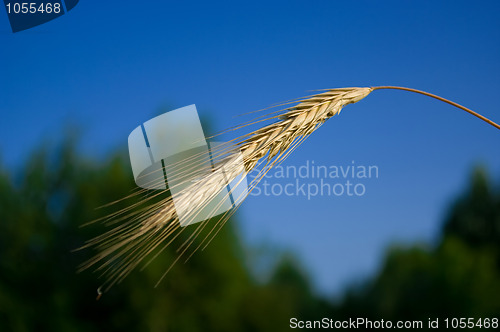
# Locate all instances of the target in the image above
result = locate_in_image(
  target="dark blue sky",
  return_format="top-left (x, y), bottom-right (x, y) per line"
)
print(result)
top-left (1, 1), bottom-right (499, 295)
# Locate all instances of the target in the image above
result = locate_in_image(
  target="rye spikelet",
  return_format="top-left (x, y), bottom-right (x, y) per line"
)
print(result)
top-left (79, 87), bottom-right (372, 294)
top-left (239, 88), bottom-right (372, 171)
top-left (79, 85), bottom-right (499, 296)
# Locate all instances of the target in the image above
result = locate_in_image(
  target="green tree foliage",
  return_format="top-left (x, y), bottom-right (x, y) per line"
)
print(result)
top-left (335, 169), bottom-right (500, 328)
top-left (444, 168), bottom-right (500, 253)
top-left (1, 140), bottom-right (498, 331)
top-left (0, 141), bottom-right (328, 331)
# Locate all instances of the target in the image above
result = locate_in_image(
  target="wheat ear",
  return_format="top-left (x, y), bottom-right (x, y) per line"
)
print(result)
top-left (79, 86), bottom-right (499, 295)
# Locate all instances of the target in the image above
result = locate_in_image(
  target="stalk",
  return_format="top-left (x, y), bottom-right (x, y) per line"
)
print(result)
top-left (371, 86), bottom-right (500, 130)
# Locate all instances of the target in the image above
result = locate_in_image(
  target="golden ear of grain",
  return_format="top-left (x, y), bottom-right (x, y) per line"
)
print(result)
top-left (240, 87), bottom-right (372, 171)
top-left (80, 84), bottom-right (500, 294)
top-left (78, 87), bottom-right (372, 293)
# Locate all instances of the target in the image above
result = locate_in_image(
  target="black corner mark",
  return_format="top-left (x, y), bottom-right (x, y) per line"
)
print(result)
top-left (3, 0), bottom-right (79, 33)
top-left (64, 0), bottom-right (78, 11)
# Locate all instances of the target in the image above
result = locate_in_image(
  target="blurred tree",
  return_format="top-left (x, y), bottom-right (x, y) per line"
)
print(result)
top-left (1, 137), bottom-right (498, 331)
top-left (443, 168), bottom-right (500, 253)
top-left (238, 255), bottom-right (331, 331)
top-left (0, 140), bottom-right (329, 331)
top-left (335, 169), bottom-right (500, 329)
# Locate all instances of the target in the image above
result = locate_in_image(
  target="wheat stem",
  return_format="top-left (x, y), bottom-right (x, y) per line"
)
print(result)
top-left (372, 86), bottom-right (500, 130)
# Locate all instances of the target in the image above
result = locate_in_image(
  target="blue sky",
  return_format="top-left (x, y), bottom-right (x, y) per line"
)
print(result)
top-left (1, 1), bottom-right (499, 295)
